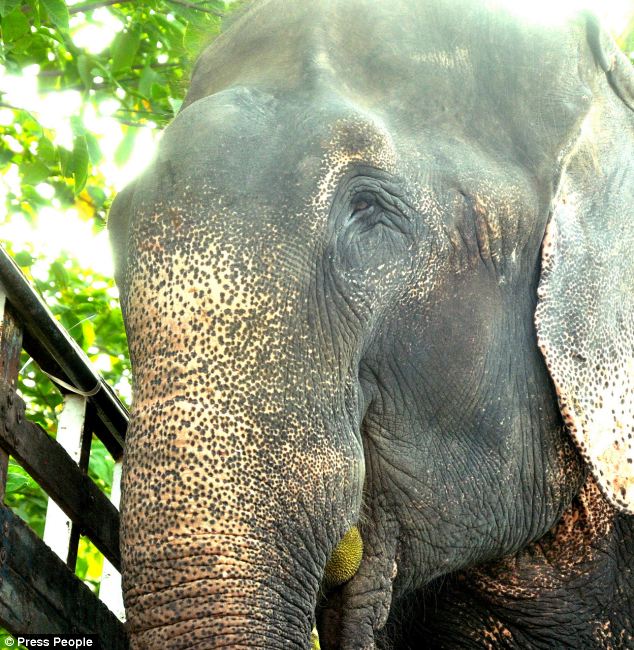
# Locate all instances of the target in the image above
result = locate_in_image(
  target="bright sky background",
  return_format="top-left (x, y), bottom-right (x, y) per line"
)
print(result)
top-left (0, 0), bottom-right (633, 280)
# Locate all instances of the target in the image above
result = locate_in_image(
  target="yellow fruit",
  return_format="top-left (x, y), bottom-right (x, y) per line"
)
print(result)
top-left (324, 526), bottom-right (363, 587)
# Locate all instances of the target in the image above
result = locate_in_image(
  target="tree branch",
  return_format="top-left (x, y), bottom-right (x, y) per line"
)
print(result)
top-left (166, 0), bottom-right (224, 17)
top-left (38, 62), bottom-right (180, 78)
top-left (0, 102), bottom-right (27, 112)
top-left (70, 0), bottom-right (224, 16)
top-left (69, 0), bottom-right (133, 14)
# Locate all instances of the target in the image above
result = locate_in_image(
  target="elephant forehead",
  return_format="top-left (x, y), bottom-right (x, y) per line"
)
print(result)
top-left (311, 116), bottom-right (398, 213)
top-left (140, 92), bottom-right (401, 243)
top-left (185, 0), bottom-right (586, 169)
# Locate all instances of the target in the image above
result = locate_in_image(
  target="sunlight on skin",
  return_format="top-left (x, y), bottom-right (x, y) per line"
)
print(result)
top-left (499, 0), bottom-right (633, 33)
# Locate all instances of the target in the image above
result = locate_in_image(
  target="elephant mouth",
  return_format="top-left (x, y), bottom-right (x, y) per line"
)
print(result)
top-left (314, 577), bottom-right (394, 650)
top-left (311, 527), bottom-right (366, 647)
top-left (314, 530), bottom-right (399, 649)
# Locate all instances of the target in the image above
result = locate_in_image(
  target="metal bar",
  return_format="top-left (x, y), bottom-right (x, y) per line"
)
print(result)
top-left (0, 247), bottom-right (128, 459)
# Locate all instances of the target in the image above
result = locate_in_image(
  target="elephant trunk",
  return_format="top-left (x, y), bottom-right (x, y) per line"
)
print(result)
top-left (117, 206), bottom-right (364, 646)
top-left (123, 534), bottom-right (316, 647)
top-left (120, 390), bottom-right (340, 648)
top-left (119, 290), bottom-right (363, 644)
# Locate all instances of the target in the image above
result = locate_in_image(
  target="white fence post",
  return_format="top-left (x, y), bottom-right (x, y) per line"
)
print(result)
top-left (99, 459), bottom-right (125, 620)
top-left (42, 394), bottom-right (87, 561)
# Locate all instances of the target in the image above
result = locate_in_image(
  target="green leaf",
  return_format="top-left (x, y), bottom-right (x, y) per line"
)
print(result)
top-left (13, 251), bottom-right (33, 267)
top-left (0, 0), bottom-right (22, 18)
top-left (87, 184), bottom-right (106, 206)
top-left (70, 115), bottom-right (86, 137)
top-left (138, 64), bottom-right (160, 98)
top-left (72, 135), bottom-right (89, 194)
top-left (58, 146), bottom-right (73, 177)
top-left (39, 0), bottom-right (69, 31)
top-left (84, 132), bottom-right (102, 164)
top-left (1, 8), bottom-right (30, 42)
top-left (0, 629), bottom-right (27, 650)
top-left (50, 260), bottom-right (69, 288)
top-left (114, 127), bottom-right (136, 166)
top-left (150, 81), bottom-right (168, 101)
top-left (20, 160), bottom-right (50, 184)
top-left (7, 463), bottom-right (43, 497)
top-left (111, 28), bottom-right (141, 74)
top-left (88, 439), bottom-right (114, 488)
top-left (37, 136), bottom-right (56, 165)
top-left (183, 18), bottom-right (219, 57)
top-left (77, 54), bottom-right (92, 89)
top-left (0, 147), bottom-right (14, 166)
top-left (16, 110), bottom-right (42, 134)
top-left (75, 552), bottom-right (88, 580)
top-left (81, 319), bottom-right (96, 349)
top-left (51, 178), bottom-right (74, 205)
top-left (6, 473), bottom-right (30, 494)
top-left (27, 0), bottom-right (40, 27)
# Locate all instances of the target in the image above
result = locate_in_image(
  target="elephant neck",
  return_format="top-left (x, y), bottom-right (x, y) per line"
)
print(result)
top-left (413, 474), bottom-right (634, 648)
top-left (465, 474), bottom-right (633, 646)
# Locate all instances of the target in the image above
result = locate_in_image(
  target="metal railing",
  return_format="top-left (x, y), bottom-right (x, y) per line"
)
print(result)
top-left (0, 245), bottom-right (128, 647)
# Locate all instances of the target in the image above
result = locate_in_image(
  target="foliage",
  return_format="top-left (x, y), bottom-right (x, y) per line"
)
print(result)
top-left (5, 462), bottom-right (48, 537)
top-left (5, 244), bottom-right (126, 597)
top-left (0, 0), bottom-right (237, 223)
top-left (618, 14), bottom-right (634, 56)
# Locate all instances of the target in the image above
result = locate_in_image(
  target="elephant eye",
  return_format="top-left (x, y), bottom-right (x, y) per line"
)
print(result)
top-left (351, 194), bottom-right (375, 217)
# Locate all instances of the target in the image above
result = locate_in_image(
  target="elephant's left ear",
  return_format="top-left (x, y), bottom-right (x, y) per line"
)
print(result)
top-left (535, 17), bottom-right (634, 514)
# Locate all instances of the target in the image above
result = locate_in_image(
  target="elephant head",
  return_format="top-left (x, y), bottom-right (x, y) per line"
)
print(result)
top-left (108, 1), bottom-right (634, 647)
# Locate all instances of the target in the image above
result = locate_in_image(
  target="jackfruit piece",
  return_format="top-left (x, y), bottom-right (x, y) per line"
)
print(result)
top-left (324, 526), bottom-right (363, 587)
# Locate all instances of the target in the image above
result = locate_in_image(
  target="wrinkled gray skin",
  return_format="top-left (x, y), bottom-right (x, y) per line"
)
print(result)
top-left (108, 1), bottom-right (634, 648)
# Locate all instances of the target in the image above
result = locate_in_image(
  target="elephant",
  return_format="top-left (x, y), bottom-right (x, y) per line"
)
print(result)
top-left (107, 0), bottom-right (634, 647)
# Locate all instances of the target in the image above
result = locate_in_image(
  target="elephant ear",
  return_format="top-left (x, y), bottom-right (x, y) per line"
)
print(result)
top-left (535, 18), bottom-right (634, 514)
